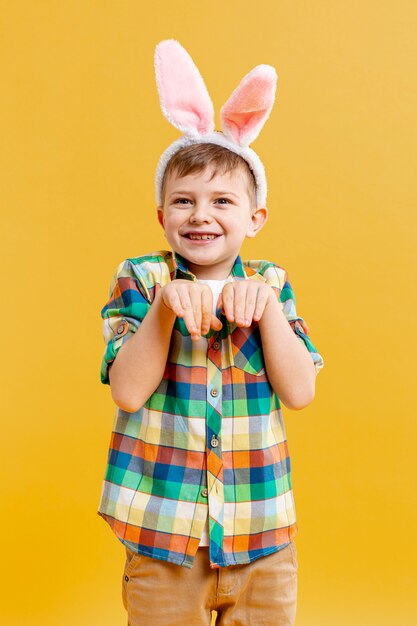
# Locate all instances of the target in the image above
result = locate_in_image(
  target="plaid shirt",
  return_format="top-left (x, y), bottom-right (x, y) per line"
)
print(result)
top-left (98, 250), bottom-right (324, 569)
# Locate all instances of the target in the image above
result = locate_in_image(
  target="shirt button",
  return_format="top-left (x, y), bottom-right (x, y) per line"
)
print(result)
top-left (210, 388), bottom-right (218, 397)
top-left (210, 435), bottom-right (219, 448)
top-left (213, 341), bottom-right (220, 350)
top-left (201, 488), bottom-right (208, 498)
top-left (116, 323), bottom-right (126, 335)
top-left (124, 575), bottom-right (129, 582)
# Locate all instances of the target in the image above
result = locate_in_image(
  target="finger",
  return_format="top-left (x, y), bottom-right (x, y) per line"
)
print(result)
top-left (210, 314), bottom-right (223, 331)
top-left (211, 293), bottom-right (223, 332)
top-left (221, 283), bottom-right (235, 322)
top-left (189, 289), bottom-right (202, 337)
top-left (218, 293), bottom-right (223, 314)
top-left (200, 287), bottom-right (213, 335)
top-left (162, 288), bottom-right (185, 318)
top-left (178, 289), bottom-right (200, 338)
top-left (243, 285), bottom-right (258, 326)
top-left (233, 283), bottom-right (247, 326)
top-left (253, 287), bottom-right (270, 322)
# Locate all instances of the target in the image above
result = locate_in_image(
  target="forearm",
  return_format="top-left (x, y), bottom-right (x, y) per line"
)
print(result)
top-left (109, 289), bottom-right (177, 412)
top-left (258, 297), bottom-right (316, 410)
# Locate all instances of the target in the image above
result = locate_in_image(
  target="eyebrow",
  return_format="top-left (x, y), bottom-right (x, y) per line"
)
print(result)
top-left (168, 190), bottom-right (240, 199)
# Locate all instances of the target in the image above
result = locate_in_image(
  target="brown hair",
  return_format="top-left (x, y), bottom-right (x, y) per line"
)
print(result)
top-left (160, 143), bottom-right (257, 209)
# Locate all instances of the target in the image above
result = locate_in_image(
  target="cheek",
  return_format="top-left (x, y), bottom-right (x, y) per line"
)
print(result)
top-left (162, 220), bottom-right (180, 240)
top-left (165, 218), bottom-right (179, 232)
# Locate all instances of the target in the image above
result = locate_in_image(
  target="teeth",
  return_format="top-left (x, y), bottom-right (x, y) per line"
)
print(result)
top-left (188, 234), bottom-right (217, 240)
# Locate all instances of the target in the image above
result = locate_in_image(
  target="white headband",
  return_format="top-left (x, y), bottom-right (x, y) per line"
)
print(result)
top-left (154, 39), bottom-right (278, 208)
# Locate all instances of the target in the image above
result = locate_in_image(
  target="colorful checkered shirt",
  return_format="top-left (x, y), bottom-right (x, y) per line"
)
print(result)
top-left (98, 250), bottom-right (324, 569)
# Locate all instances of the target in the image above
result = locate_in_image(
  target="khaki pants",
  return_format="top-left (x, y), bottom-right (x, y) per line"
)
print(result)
top-left (122, 542), bottom-right (298, 625)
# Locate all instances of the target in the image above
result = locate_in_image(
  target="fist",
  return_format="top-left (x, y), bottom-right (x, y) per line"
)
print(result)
top-left (161, 280), bottom-right (223, 340)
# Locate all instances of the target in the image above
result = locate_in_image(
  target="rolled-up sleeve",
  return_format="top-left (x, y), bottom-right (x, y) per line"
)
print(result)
top-left (100, 260), bottom-right (151, 384)
top-left (278, 271), bottom-right (324, 375)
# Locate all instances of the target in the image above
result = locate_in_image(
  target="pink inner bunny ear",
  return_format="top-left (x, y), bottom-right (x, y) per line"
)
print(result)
top-left (154, 39), bottom-right (215, 136)
top-left (220, 65), bottom-right (278, 147)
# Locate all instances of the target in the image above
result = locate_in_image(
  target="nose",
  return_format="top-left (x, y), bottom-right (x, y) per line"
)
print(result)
top-left (189, 202), bottom-right (213, 224)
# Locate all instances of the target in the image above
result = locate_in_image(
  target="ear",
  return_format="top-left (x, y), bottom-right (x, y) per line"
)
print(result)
top-left (157, 207), bottom-right (165, 229)
top-left (220, 65), bottom-right (278, 147)
top-left (154, 39), bottom-right (215, 137)
top-left (246, 207), bottom-right (268, 239)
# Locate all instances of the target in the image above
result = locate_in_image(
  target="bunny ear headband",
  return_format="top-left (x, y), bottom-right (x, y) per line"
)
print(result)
top-left (154, 39), bottom-right (278, 208)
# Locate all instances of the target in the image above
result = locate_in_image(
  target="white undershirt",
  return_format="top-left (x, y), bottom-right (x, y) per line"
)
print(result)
top-left (198, 277), bottom-right (228, 314)
top-left (197, 277), bottom-right (228, 547)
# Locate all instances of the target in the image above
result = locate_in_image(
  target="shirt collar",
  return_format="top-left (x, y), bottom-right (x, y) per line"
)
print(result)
top-left (172, 250), bottom-right (246, 281)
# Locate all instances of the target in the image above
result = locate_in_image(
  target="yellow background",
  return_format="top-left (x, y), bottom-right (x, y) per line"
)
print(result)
top-left (1, 1), bottom-right (416, 624)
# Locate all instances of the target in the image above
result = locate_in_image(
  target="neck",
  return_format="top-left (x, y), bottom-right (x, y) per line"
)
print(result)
top-left (188, 266), bottom-right (231, 280)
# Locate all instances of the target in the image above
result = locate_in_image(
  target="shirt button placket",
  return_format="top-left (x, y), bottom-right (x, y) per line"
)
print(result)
top-left (206, 335), bottom-right (224, 556)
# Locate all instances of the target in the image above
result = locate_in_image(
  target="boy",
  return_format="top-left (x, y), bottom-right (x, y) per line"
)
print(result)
top-left (98, 41), bottom-right (324, 626)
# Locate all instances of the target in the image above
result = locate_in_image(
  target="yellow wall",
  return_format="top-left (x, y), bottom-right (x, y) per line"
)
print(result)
top-left (1, 1), bottom-right (416, 624)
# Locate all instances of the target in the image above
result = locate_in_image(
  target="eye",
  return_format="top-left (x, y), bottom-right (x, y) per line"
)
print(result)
top-left (173, 198), bottom-right (192, 205)
top-left (216, 198), bottom-right (232, 205)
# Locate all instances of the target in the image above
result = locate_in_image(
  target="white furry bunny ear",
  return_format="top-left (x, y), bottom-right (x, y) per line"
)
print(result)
top-left (220, 65), bottom-right (278, 147)
top-left (154, 39), bottom-right (215, 137)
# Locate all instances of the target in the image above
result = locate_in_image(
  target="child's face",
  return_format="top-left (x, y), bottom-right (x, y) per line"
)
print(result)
top-left (157, 166), bottom-right (267, 279)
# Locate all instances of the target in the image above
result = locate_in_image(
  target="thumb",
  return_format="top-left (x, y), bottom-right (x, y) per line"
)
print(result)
top-left (210, 314), bottom-right (223, 331)
top-left (218, 293), bottom-right (226, 316)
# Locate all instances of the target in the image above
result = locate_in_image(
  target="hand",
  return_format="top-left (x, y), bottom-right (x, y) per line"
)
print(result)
top-left (219, 280), bottom-right (276, 327)
top-left (161, 280), bottom-right (223, 340)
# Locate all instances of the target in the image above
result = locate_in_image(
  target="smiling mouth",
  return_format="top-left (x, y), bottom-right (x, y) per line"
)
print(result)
top-left (183, 233), bottom-right (221, 240)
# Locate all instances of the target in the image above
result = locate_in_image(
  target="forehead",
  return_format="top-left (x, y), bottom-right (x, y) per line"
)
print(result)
top-left (165, 165), bottom-right (249, 193)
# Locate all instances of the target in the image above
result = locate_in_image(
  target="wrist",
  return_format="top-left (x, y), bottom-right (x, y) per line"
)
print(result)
top-left (154, 287), bottom-right (177, 319)
top-left (264, 289), bottom-right (280, 311)
top-left (259, 291), bottom-right (285, 325)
